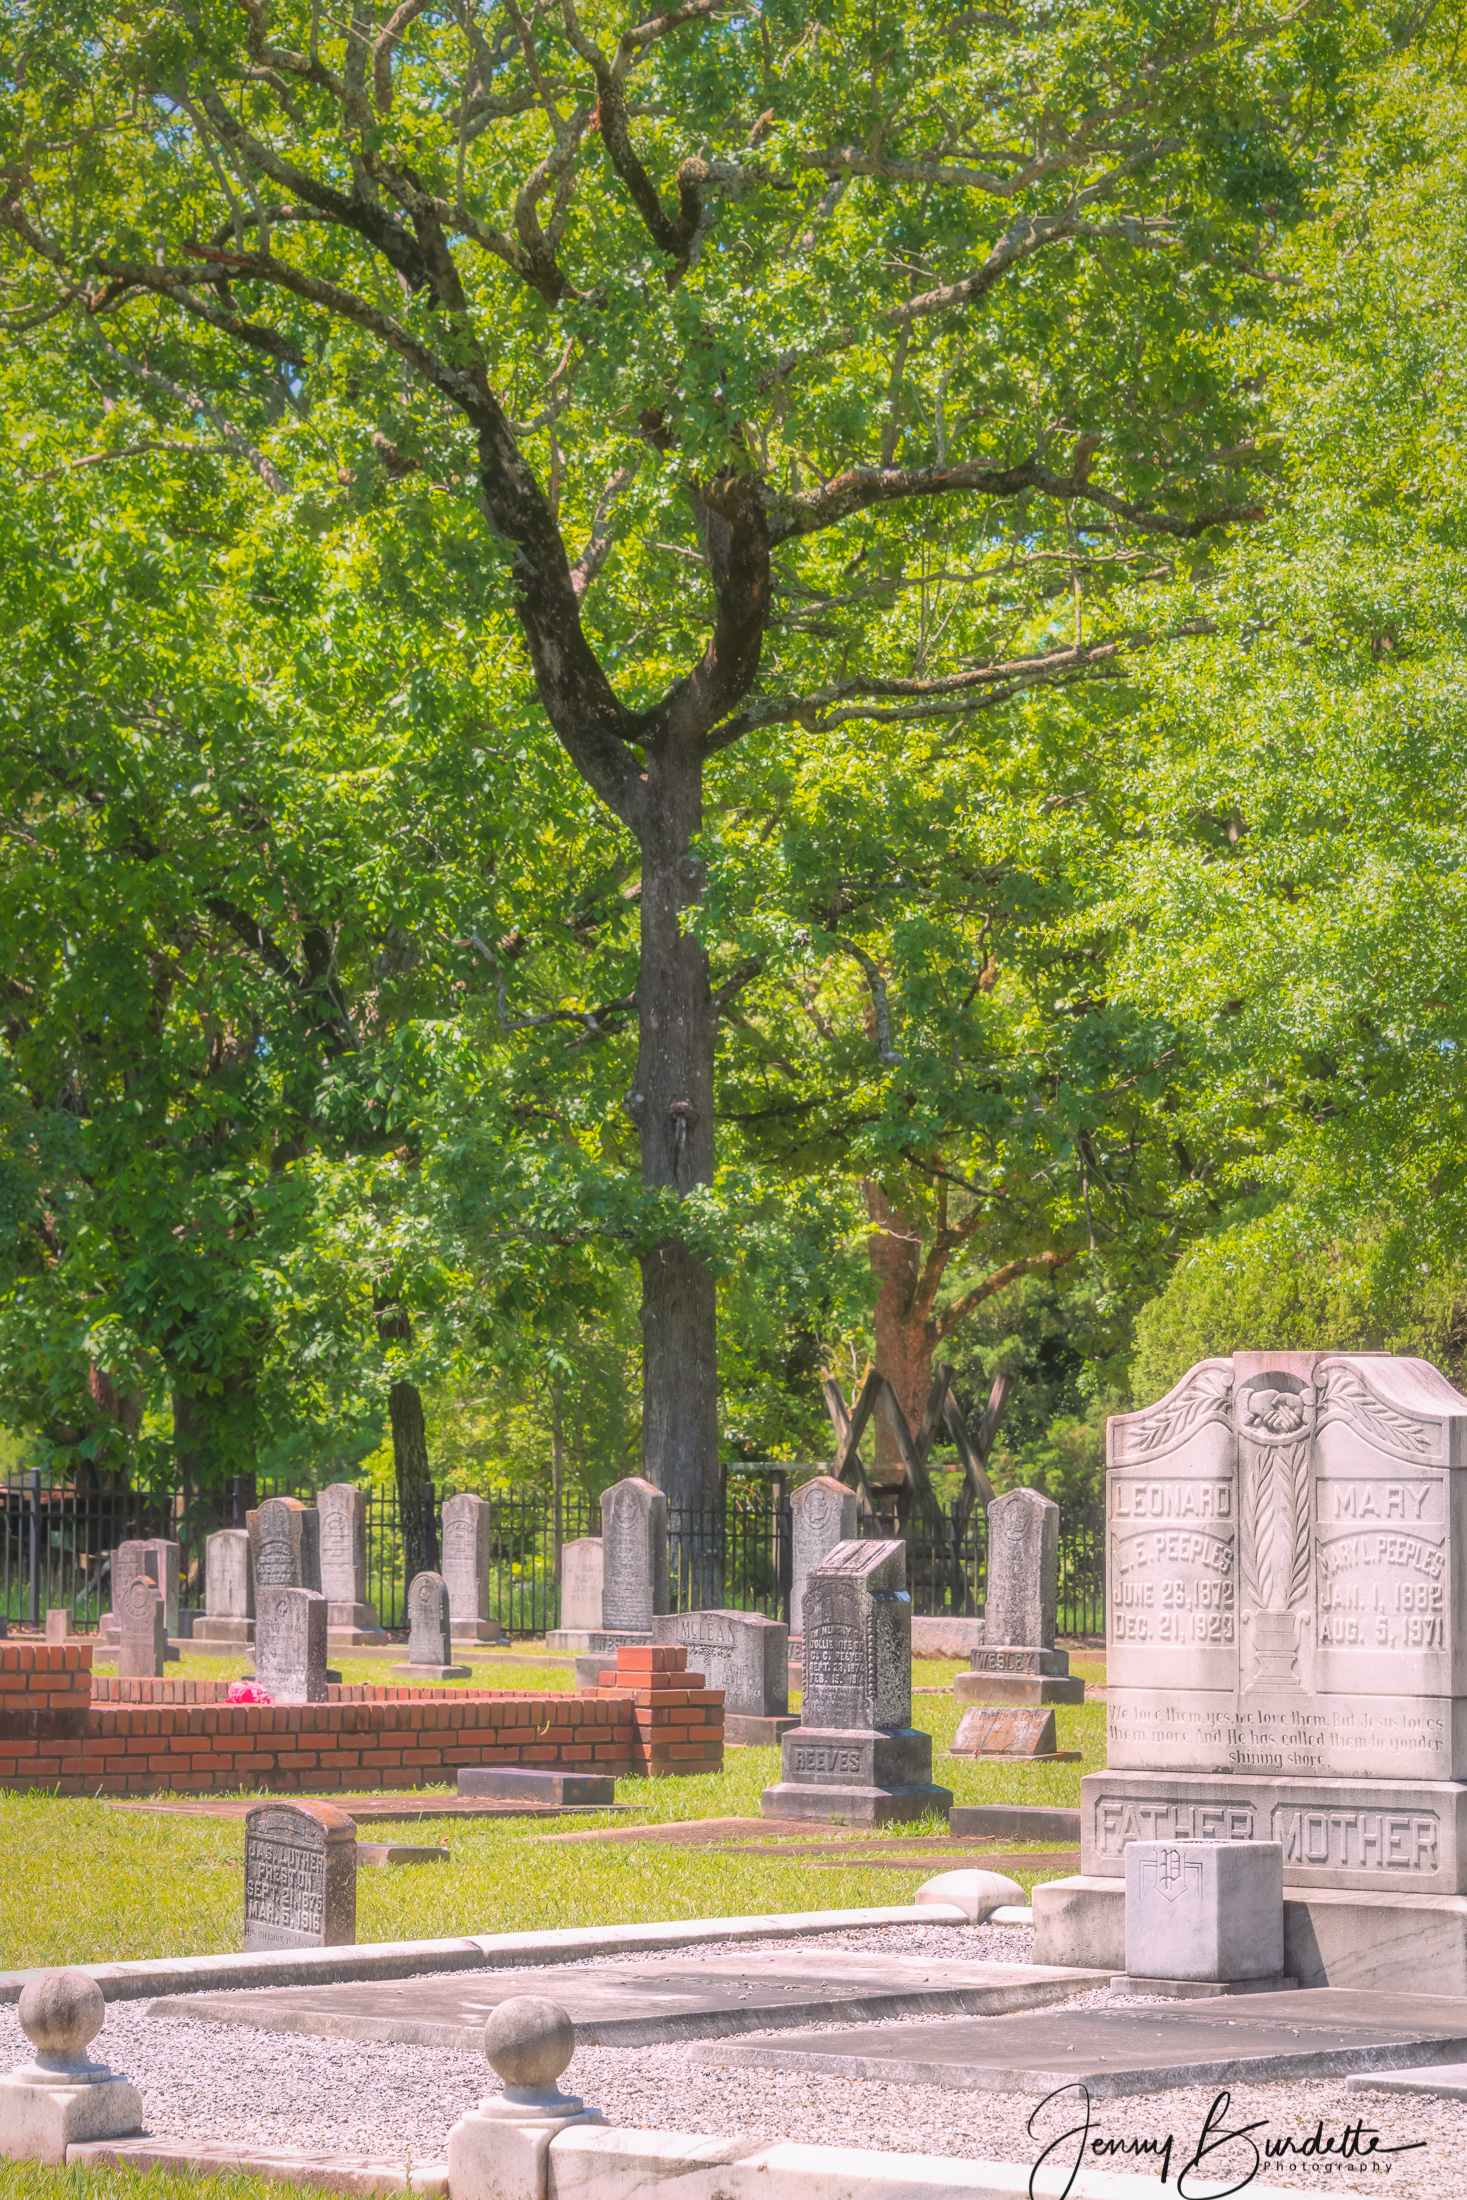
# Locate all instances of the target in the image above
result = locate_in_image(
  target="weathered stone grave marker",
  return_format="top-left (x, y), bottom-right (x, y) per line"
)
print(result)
top-left (760, 1538), bottom-right (951, 1825)
top-left (196, 1529), bottom-right (254, 1645)
top-left (117, 1578), bottom-right (166, 1680)
top-left (243, 1798), bottom-right (357, 1951)
top-left (599, 1477), bottom-right (668, 1638)
top-left (318, 1483), bottom-right (385, 1645)
top-left (102, 1539), bottom-right (180, 1657)
top-left (957, 1487), bottom-right (1083, 1707)
top-left (653, 1608), bottom-right (794, 1745)
top-left (789, 1476), bottom-right (857, 1641)
top-left (440, 1493), bottom-right (503, 1643)
top-left (558, 1536), bottom-right (604, 1637)
top-left (950, 1705), bottom-right (1079, 1762)
top-left (254, 1586), bottom-right (328, 1704)
top-left (1117, 1838), bottom-right (1291, 1997)
top-left (394, 1571), bottom-right (470, 1679)
top-left (249, 1495), bottom-right (322, 1597)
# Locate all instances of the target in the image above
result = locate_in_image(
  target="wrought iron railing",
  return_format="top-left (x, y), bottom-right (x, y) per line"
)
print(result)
top-left (0, 1471), bottom-right (1104, 1638)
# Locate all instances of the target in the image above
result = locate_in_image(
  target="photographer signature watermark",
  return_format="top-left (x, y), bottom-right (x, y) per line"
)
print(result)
top-left (1027, 2084), bottom-right (1427, 2198)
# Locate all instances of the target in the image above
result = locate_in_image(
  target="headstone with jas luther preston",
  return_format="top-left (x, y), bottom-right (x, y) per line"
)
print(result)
top-left (394, 1571), bottom-right (470, 1680)
top-left (759, 1537), bottom-right (952, 1827)
top-left (316, 1482), bottom-right (386, 1644)
top-left (243, 1798), bottom-right (357, 1952)
top-left (956, 1487), bottom-right (1084, 1709)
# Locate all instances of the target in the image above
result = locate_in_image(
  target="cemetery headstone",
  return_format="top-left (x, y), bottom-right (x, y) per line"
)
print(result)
top-left (790, 1476), bottom-right (858, 1640)
top-left (957, 1487), bottom-right (1083, 1708)
top-left (1118, 1839), bottom-right (1291, 1996)
top-left (393, 1571), bottom-right (470, 1679)
top-left (243, 1799), bottom-right (357, 1951)
top-left (118, 1578), bottom-right (166, 1679)
top-left (652, 1608), bottom-right (795, 1745)
top-left (440, 1493), bottom-right (503, 1643)
top-left (145, 1538), bottom-right (181, 1639)
top-left (44, 1610), bottom-right (71, 1643)
top-left (560, 1537), bottom-right (604, 1633)
top-left (254, 1586), bottom-right (329, 1704)
top-left (950, 1705), bottom-right (1079, 1761)
top-left (249, 1497), bottom-right (321, 1596)
top-left (599, 1477), bottom-right (668, 1637)
top-left (317, 1483), bottom-right (385, 1642)
top-left (1043, 1351), bottom-right (1467, 1983)
top-left (196, 1528), bottom-right (255, 1643)
top-left (760, 1538), bottom-right (951, 1826)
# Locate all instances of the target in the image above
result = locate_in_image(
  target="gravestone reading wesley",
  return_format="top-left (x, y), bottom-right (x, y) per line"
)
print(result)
top-left (957, 1488), bottom-right (1084, 1708)
top-left (790, 1476), bottom-right (858, 1640)
top-left (395, 1572), bottom-right (469, 1679)
top-left (243, 1799), bottom-right (357, 1951)
top-left (254, 1587), bottom-right (328, 1704)
top-left (317, 1483), bottom-right (384, 1643)
top-left (440, 1494), bottom-right (502, 1643)
top-left (1045, 1351), bottom-right (1467, 1986)
top-left (599, 1477), bottom-right (669, 1638)
top-left (196, 1529), bottom-right (254, 1644)
top-left (118, 1577), bottom-right (166, 1679)
top-left (653, 1609), bottom-right (795, 1745)
top-left (760, 1538), bottom-right (951, 1826)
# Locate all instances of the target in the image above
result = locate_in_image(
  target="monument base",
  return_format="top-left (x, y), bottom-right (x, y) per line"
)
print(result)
top-left (0, 2071), bottom-right (144, 2165)
top-left (392, 1662), bottom-right (471, 1681)
top-left (327, 1601), bottom-right (386, 1644)
top-left (955, 1672), bottom-right (1085, 1706)
top-left (725, 1713), bottom-right (801, 1748)
top-left (1035, 1876), bottom-right (1467, 1993)
top-left (1110, 1972), bottom-right (1298, 1998)
top-left (549, 1629), bottom-right (647, 1655)
top-left (191, 1619), bottom-right (254, 1644)
top-left (759, 1725), bottom-right (952, 1826)
top-left (450, 1620), bottom-right (506, 1643)
top-left (970, 1646), bottom-right (1070, 1677)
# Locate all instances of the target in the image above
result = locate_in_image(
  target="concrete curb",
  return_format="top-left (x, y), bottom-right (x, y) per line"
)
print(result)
top-left (69, 2138), bottom-right (449, 2194)
top-left (0, 1904), bottom-right (969, 2004)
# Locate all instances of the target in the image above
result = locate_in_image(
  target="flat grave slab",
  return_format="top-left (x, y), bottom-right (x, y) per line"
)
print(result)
top-left (696, 1987), bottom-right (1467, 2097)
top-left (146, 1953), bottom-right (1108, 2049)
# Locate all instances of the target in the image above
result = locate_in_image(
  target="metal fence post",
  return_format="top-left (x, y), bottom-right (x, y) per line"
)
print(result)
top-left (26, 1470), bottom-right (41, 1629)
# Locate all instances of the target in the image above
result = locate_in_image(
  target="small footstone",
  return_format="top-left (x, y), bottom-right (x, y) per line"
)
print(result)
top-left (356, 1843), bottom-right (451, 1867)
top-left (1125, 1838), bottom-right (1287, 1991)
top-left (458, 1767), bottom-right (616, 1807)
top-left (948, 1706), bottom-right (1079, 1762)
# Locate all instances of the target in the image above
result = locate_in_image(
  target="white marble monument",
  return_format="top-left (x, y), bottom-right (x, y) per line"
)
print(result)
top-left (317, 1483), bottom-right (385, 1644)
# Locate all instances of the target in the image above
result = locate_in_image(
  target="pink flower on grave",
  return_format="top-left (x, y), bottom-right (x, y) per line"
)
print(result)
top-left (227, 1681), bottom-right (272, 1705)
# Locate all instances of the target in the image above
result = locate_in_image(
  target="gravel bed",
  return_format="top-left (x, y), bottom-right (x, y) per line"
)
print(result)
top-left (3, 1923), bottom-right (1464, 2185)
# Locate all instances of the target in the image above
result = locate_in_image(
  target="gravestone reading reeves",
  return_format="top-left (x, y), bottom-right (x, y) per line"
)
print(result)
top-left (440, 1494), bottom-right (504, 1643)
top-left (1038, 1351), bottom-right (1467, 1986)
top-left (653, 1609), bottom-right (796, 1745)
top-left (254, 1586), bottom-right (328, 1704)
top-left (394, 1572), bottom-right (470, 1680)
top-left (957, 1487), bottom-right (1084, 1708)
top-left (118, 1577), bottom-right (166, 1679)
top-left (317, 1483), bottom-right (385, 1644)
top-left (195, 1529), bottom-right (254, 1644)
top-left (243, 1798), bottom-right (357, 1951)
top-left (790, 1476), bottom-right (858, 1641)
top-left (249, 1496), bottom-right (322, 1597)
top-left (760, 1538), bottom-right (951, 1826)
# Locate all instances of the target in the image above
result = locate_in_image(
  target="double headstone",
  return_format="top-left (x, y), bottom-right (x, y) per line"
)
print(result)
top-left (196, 1529), bottom-right (255, 1644)
top-left (243, 1799), bottom-right (357, 1951)
top-left (249, 1496), bottom-right (321, 1597)
top-left (760, 1539), bottom-right (951, 1826)
top-left (317, 1483), bottom-right (385, 1643)
top-left (789, 1476), bottom-right (858, 1641)
top-left (440, 1494), bottom-right (503, 1643)
top-left (957, 1487), bottom-right (1083, 1707)
top-left (255, 1586), bottom-right (328, 1704)
top-left (393, 1571), bottom-right (469, 1679)
top-left (118, 1577), bottom-right (167, 1679)
top-left (652, 1609), bottom-right (795, 1745)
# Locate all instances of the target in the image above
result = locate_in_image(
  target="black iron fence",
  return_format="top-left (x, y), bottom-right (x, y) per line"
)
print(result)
top-left (1, 1470), bottom-right (1104, 1638)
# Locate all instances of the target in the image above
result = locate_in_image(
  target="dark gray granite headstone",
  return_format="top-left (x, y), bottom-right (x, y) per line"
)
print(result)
top-left (983, 1486), bottom-right (1058, 1651)
top-left (251, 1498), bottom-right (315, 1594)
top-left (255, 1586), bottom-right (328, 1704)
top-left (118, 1577), bottom-right (166, 1678)
top-left (801, 1539), bottom-right (911, 1731)
top-left (599, 1477), bottom-right (668, 1635)
top-left (407, 1571), bottom-right (453, 1666)
top-left (243, 1799), bottom-right (357, 1951)
top-left (652, 1609), bottom-right (788, 1717)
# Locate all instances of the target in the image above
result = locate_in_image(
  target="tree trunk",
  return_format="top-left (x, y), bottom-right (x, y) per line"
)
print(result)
top-left (633, 752), bottom-right (722, 1599)
top-left (172, 1381), bottom-right (219, 1486)
top-left (864, 1185), bottom-right (933, 1484)
top-left (389, 1378), bottom-right (437, 1586)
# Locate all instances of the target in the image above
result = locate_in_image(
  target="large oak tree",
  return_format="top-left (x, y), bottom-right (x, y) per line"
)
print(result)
top-left (2, 0), bottom-right (1352, 1510)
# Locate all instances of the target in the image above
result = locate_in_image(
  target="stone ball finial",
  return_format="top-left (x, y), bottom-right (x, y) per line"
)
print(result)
top-left (18, 1970), bottom-right (105, 2063)
top-left (483, 1996), bottom-right (575, 2089)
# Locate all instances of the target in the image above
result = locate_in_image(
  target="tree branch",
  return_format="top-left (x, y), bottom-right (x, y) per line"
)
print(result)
top-left (933, 1248), bottom-right (1078, 1342)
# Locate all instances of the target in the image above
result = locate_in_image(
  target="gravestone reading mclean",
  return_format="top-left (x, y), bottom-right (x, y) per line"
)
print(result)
top-left (118, 1578), bottom-right (166, 1679)
top-left (317, 1483), bottom-right (385, 1644)
top-left (394, 1572), bottom-right (470, 1679)
top-left (760, 1538), bottom-right (951, 1826)
top-left (1118, 1839), bottom-right (1291, 1997)
top-left (599, 1478), bottom-right (668, 1638)
top-left (196, 1529), bottom-right (254, 1644)
top-left (790, 1476), bottom-right (858, 1640)
top-left (243, 1799), bottom-right (357, 1951)
top-left (440, 1494), bottom-right (503, 1643)
top-left (653, 1609), bottom-right (795, 1746)
top-left (1036, 1351), bottom-right (1467, 1988)
top-left (957, 1487), bottom-right (1083, 1707)
top-left (254, 1587), bottom-right (329, 1704)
